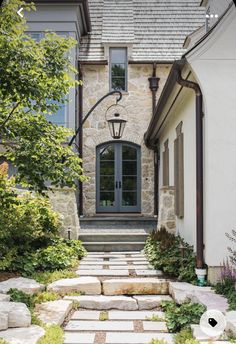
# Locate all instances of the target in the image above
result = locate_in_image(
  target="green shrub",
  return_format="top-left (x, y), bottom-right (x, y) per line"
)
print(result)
top-left (32, 270), bottom-right (77, 285)
top-left (37, 325), bottom-right (64, 344)
top-left (34, 291), bottom-right (60, 304)
top-left (144, 227), bottom-right (196, 283)
top-left (175, 328), bottom-right (200, 344)
top-left (161, 301), bottom-right (206, 333)
top-left (7, 288), bottom-right (35, 310)
top-left (149, 340), bottom-right (167, 344)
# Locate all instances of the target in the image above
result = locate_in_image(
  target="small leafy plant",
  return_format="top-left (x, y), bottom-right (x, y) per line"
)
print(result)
top-left (99, 311), bottom-right (109, 321)
top-left (175, 328), bottom-right (200, 344)
top-left (149, 339), bottom-right (167, 344)
top-left (37, 325), bottom-right (64, 344)
top-left (145, 314), bottom-right (165, 322)
top-left (161, 301), bottom-right (206, 333)
top-left (144, 227), bottom-right (196, 283)
top-left (7, 288), bottom-right (35, 310)
top-left (34, 291), bottom-right (60, 304)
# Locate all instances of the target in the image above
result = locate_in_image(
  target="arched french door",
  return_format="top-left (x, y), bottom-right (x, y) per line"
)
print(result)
top-left (96, 142), bottom-right (141, 213)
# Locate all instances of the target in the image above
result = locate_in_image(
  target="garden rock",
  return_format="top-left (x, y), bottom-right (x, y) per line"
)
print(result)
top-left (226, 311), bottom-right (236, 336)
top-left (103, 278), bottom-right (169, 295)
top-left (191, 290), bottom-right (228, 312)
top-left (64, 295), bottom-right (138, 310)
top-left (0, 294), bottom-right (10, 302)
top-left (0, 312), bottom-right (8, 331)
top-left (35, 300), bottom-right (73, 325)
top-left (0, 278), bottom-right (44, 295)
top-left (169, 282), bottom-right (212, 304)
top-left (0, 325), bottom-right (45, 344)
top-left (0, 302), bottom-right (31, 328)
top-left (47, 277), bottom-right (101, 295)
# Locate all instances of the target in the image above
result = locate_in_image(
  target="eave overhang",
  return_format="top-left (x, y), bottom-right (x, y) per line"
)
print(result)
top-left (144, 59), bottom-right (186, 149)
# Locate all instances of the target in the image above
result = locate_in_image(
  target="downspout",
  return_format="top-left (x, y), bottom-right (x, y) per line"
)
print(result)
top-left (176, 68), bottom-right (204, 270)
top-left (148, 64), bottom-right (160, 216)
top-left (78, 63), bottom-right (84, 216)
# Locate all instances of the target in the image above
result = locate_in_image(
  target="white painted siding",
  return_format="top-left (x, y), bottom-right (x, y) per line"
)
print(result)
top-left (159, 89), bottom-right (197, 248)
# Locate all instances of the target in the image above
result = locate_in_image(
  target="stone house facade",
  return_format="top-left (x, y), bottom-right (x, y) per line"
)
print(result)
top-left (79, 0), bottom-right (205, 219)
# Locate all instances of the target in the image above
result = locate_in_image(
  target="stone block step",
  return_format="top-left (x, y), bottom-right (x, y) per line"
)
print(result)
top-left (63, 295), bottom-right (138, 310)
top-left (79, 261), bottom-right (129, 266)
top-left (80, 233), bottom-right (148, 243)
top-left (83, 242), bottom-right (146, 252)
top-left (0, 325), bottom-right (45, 344)
top-left (47, 277), bottom-right (101, 295)
top-left (135, 269), bottom-right (163, 276)
top-left (143, 321), bottom-right (168, 331)
top-left (35, 300), bottom-right (73, 326)
top-left (133, 295), bottom-right (173, 310)
top-left (65, 320), bottom-right (134, 331)
top-left (103, 278), bottom-right (169, 296)
top-left (105, 332), bottom-right (174, 344)
top-left (79, 217), bottom-right (157, 231)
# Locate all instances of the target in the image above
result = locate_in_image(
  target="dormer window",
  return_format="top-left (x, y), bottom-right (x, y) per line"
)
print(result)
top-left (110, 48), bottom-right (127, 92)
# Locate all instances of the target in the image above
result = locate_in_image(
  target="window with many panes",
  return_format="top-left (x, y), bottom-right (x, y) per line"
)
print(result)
top-left (110, 48), bottom-right (127, 92)
top-left (27, 32), bottom-right (68, 127)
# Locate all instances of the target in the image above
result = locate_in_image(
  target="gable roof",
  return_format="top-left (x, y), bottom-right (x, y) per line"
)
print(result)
top-left (79, 0), bottom-right (205, 63)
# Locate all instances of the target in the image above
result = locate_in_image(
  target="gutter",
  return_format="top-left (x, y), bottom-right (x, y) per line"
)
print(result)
top-left (144, 59), bottom-right (204, 269)
top-left (175, 66), bottom-right (204, 269)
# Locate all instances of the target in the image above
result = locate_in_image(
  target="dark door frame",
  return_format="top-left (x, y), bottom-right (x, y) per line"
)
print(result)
top-left (96, 140), bottom-right (141, 213)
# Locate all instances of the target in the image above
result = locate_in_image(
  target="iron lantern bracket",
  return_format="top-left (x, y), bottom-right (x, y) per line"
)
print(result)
top-left (68, 90), bottom-right (122, 147)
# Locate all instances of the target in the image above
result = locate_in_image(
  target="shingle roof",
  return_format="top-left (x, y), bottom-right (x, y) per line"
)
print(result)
top-left (79, 0), bottom-right (205, 62)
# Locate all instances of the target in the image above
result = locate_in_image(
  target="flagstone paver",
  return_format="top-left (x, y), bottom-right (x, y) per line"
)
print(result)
top-left (108, 310), bottom-right (165, 320)
top-left (77, 269), bottom-right (130, 276)
top-left (135, 269), bottom-right (163, 276)
top-left (143, 321), bottom-right (168, 331)
top-left (105, 332), bottom-right (174, 343)
top-left (65, 320), bottom-right (134, 331)
top-left (72, 311), bottom-right (100, 320)
top-left (64, 332), bottom-right (95, 344)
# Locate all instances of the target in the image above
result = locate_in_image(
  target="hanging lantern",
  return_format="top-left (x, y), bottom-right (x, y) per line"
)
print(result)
top-left (105, 102), bottom-right (127, 139)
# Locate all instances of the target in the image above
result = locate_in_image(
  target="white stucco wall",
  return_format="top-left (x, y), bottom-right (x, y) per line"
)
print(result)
top-left (159, 88), bottom-right (197, 248)
top-left (186, 6), bottom-right (236, 266)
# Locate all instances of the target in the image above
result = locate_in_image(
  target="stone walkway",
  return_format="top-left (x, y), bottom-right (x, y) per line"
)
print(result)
top-left (63, 251), bottom-right (174, 344)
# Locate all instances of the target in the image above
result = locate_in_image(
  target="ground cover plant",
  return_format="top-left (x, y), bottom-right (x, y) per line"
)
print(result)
top-left (144, 227), bottom-right (196, 283)
top-left (174, 328), bottom-right (200, 344)
top-left (37, 325), bottom-right (64, 344)
top-left (161, 301), bottom-right (206, 333)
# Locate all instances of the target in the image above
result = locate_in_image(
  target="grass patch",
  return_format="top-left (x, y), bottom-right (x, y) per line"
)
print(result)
top-left (0, 339), bottom-right (10, 344)
top-left (34, 291), bottom-right (60, 304)
top-left (145, 314), bottom-right (165, 322)
top-left (99, 311), bottom-right (108, 321)
top-left (32, 270), bottom-right (77, 285)
top-left (175, 328), bottom-right (200, 344)
top-left (37, 325), bottom-right (64, 344)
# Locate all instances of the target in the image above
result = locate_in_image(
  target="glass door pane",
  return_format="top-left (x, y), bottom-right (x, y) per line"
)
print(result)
top-left (99, 145), bottom-right (115, 207)
top-left (122, 145), bottom-right (138, 207)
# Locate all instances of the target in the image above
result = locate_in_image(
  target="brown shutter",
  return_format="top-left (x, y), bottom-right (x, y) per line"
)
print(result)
top-left (174, 122), bottom-right (184, 218)
top-left (162, 140), bottom-right (169, 186)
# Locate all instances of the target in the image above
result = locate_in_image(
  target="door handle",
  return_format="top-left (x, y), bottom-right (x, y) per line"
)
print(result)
top-left (116, 181), bottom-right (118, 189)
top-left (119, 181), bottom-right (122, 189)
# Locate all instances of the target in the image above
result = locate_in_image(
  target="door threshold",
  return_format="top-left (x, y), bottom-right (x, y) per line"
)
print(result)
top-left (95, 213), bottom-right (143, 217)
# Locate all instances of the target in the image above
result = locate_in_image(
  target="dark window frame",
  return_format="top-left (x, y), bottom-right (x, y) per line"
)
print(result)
top-left (109, 47), bottom-right (128, 92)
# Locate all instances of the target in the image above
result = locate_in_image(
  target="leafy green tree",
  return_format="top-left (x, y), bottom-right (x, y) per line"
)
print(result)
top-left (0, 0), bottom-right (85, 191)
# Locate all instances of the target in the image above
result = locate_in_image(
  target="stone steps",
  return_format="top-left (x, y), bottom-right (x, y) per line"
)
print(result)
top-left (79, 217), bottom-right (156, 251)
top-left (63, 310), bottom-right (174, 344)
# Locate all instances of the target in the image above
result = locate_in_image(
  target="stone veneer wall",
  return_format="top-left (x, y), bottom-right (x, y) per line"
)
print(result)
top-left (82, 64), bottom-right (170, 216)
top-left (157, 186), bottom-right (176, 233)
top-left (48, 188), bottom-right (80, 239)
